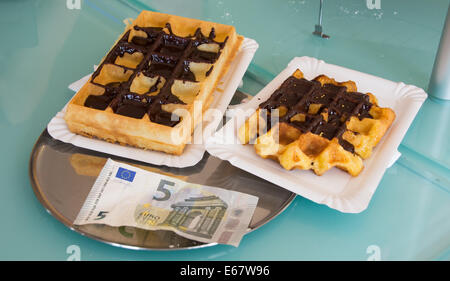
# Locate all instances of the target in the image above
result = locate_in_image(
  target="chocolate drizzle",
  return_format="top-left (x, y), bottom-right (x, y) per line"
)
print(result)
top-left (85, 23), bottom-right (227, 126)
top-left (259, 76), bottom-right (374, 153)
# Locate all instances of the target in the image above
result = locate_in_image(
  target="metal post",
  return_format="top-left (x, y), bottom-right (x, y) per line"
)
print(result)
top-left (313, 0), bottom-right (329, 38)
top-left (428, 4), bottom-right (450, 100)
top-left (318, 0), bottom-right (323, 27)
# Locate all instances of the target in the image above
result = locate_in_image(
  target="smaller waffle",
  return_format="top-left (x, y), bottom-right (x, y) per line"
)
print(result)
top-left (238, 69), bottom-right (395, 176)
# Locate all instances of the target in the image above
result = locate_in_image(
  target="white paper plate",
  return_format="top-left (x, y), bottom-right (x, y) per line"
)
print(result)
top-left (47, 37), bottom-right (258, 168)
top-left (206, 56), bottom-right (427, 213)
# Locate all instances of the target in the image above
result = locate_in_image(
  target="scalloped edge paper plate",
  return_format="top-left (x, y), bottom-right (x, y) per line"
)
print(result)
top-left (47, 37), bottom-right (258, 168)
top-left (206, 56), bottom-right (426, 213)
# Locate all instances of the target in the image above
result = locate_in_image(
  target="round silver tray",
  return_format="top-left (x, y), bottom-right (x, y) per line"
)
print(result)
top-left (29, 92), bottom-right (296, 250)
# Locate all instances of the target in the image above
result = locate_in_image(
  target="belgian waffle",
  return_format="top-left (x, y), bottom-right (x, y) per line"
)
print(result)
top-left (238, 69), bottom-right (395, 176)
top-left (65, 11), bottom-right (243, 155)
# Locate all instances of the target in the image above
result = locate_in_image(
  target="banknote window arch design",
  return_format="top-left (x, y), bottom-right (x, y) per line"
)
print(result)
top-left (162, 195), bottom-right (228, 239)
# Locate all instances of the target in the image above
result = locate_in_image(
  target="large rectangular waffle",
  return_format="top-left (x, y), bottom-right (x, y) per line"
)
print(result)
top-left (65, 11), bottom-right (243, 155)
top-left (238, 69), bottom-right (395, 176)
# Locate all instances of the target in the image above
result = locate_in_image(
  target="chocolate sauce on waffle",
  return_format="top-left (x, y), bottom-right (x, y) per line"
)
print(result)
top-left (259, 75), bottom-right (374, 153)
top-left (85, 23), bottom-right (227, 127)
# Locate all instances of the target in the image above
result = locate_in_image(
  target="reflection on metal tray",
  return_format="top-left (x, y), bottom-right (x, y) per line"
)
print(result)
top-left (28, 90), bottom-right (295, 250)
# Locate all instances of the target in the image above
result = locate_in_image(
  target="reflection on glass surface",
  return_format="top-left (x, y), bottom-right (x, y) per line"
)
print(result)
top-left (0, 0), bottom-right (80, 126)
top-left (402, 98), bottom-right (450, 168)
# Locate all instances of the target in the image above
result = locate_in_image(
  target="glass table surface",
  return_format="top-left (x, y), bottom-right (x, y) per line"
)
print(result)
top-left (0, 0), bottom-right (449, 260)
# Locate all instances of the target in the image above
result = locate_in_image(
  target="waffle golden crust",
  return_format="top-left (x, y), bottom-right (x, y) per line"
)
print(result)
top-left (238, 69), bottom-right (395, 176)
top-left (64, 11), bottom-right (243, 155)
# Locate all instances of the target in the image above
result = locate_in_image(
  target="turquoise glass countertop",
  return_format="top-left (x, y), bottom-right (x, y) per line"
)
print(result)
top-left (0, 0), bottom-right (449, 260)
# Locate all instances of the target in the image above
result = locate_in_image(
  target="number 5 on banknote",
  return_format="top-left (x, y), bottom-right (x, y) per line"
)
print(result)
top-left (153, 179), bottom-right (174, 202)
